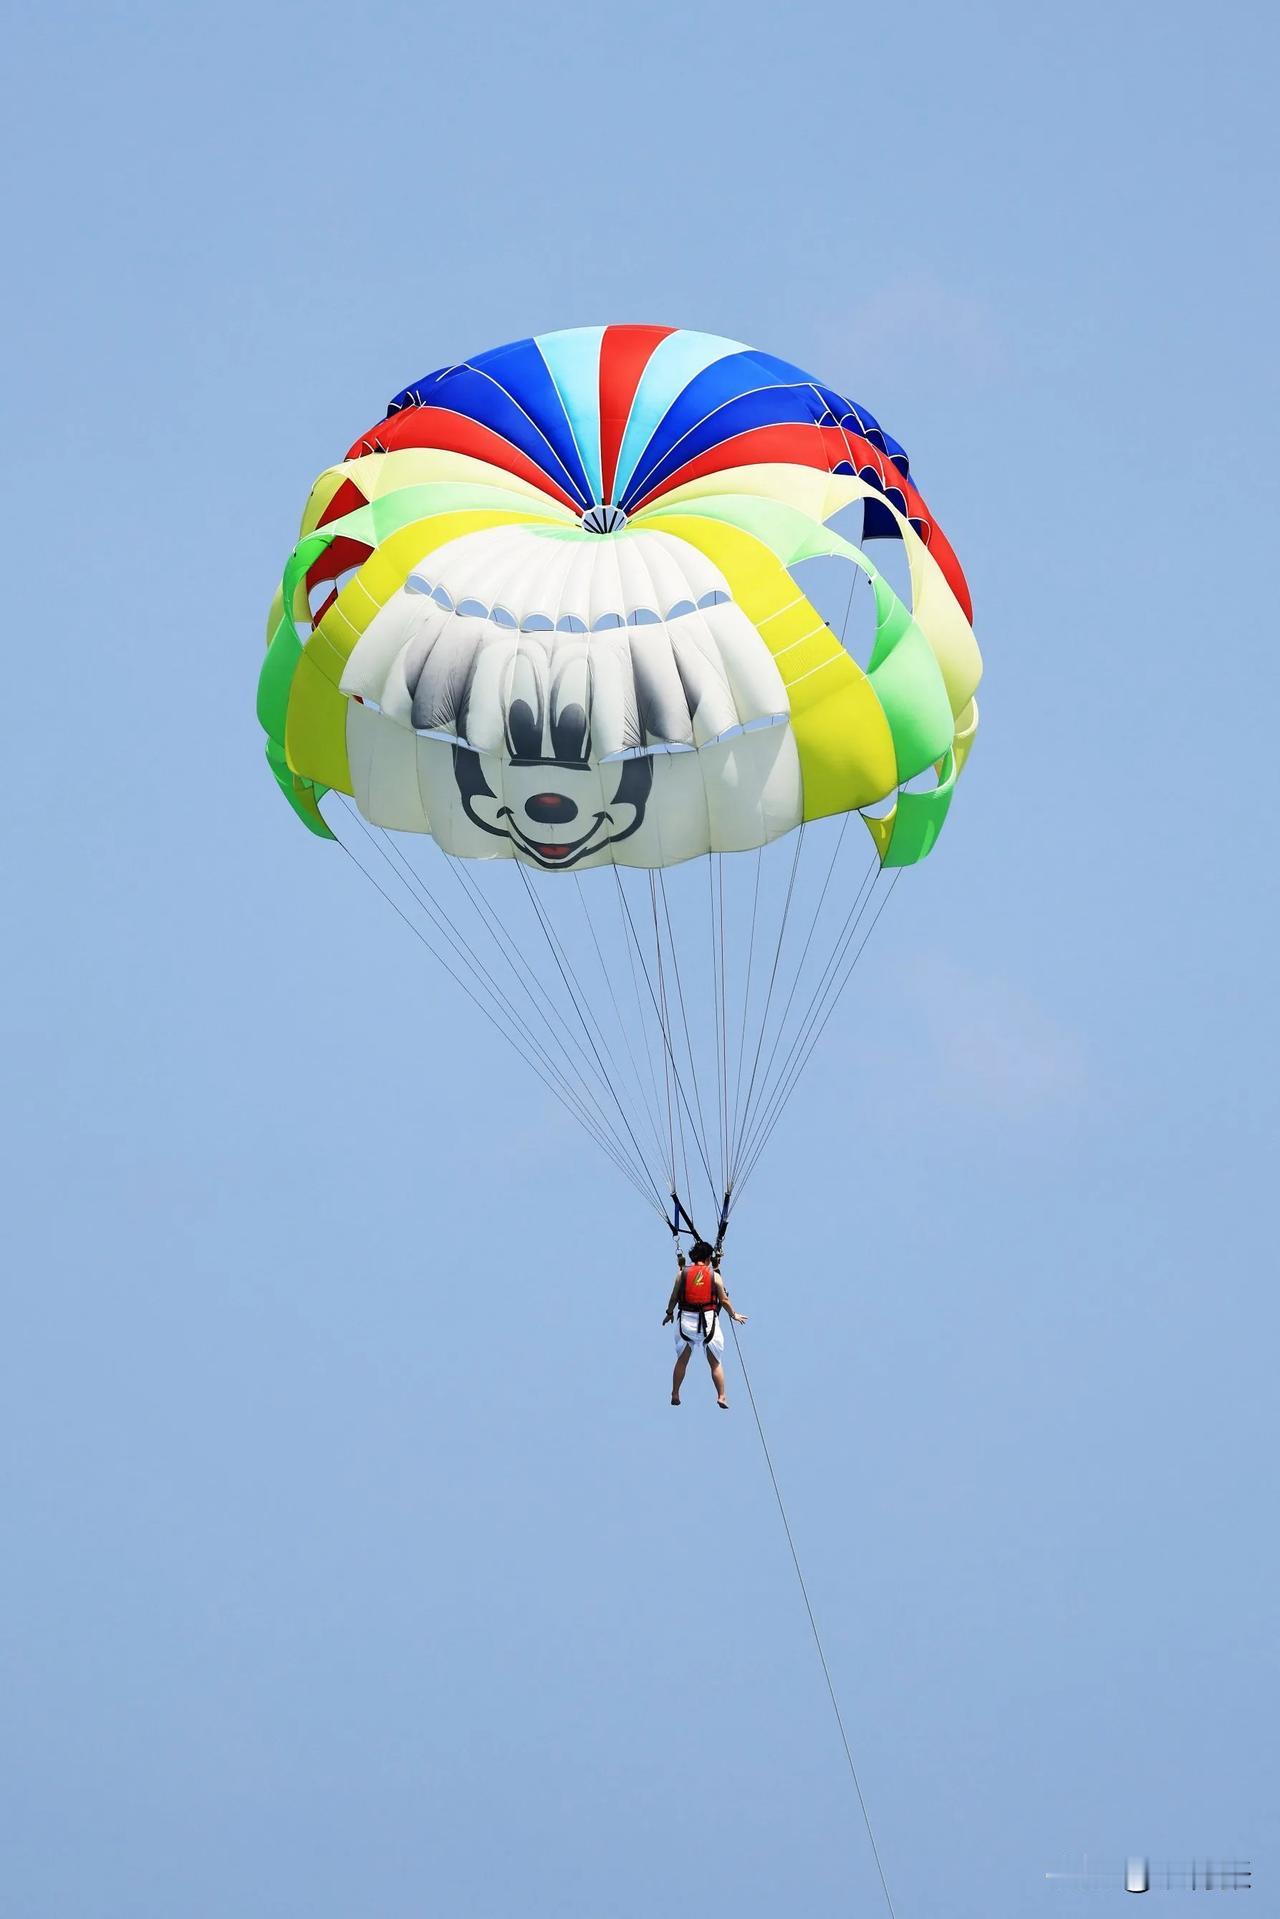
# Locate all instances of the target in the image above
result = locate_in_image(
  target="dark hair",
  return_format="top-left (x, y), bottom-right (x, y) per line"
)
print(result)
top-left (689, 1239), bottom-right (714, 1263)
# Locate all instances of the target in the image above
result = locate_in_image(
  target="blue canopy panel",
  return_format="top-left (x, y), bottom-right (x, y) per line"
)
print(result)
top-left (617, 352), bottom-right (911, 514)
top-left (384, 338), bottom-right (593, 509)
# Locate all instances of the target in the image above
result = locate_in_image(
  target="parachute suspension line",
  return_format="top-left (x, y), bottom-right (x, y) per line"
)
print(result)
top-left (611, 867), bottom-right (713, 1210)
top-left (733, 847), bottom-right (884, 1184)
top-left (573, 874), bottom-right (670, 1181)
top-left (541, 878), bottom-right (667, 1174)
top-left (643, 792), bottom-right (701, 1216)
top-left (513, 867), bottom-right (633, 1106)
top-left (342, 805), bottom-right (617, 1148)
top-left (436, 851), bottom-right (614, 1098)
top-left (718, 855), bottom-right (730, 1195)
top-left (762, 867), bottom-right (902, 1169)
top-left (728, 1319), bottom-right (899, 1919)
top-left (708, 854), bottom-right (731, 1195)
top-left (706, 855), bottom-right (722, 1190)
top-left (639, 870), bottom-right (709, 1203)
top-left (361, 827), bottom-right (665, 1223)
top-left (521, 637), bottom-right (671, 1189)
top-left (651, 869), bottom-right (718, 1210)
top-left (611, 869), bottom-right (679, 1199)
top-left (648, 873), bottom-right (701, 1215)
top-left (358, 841), bottom-right (660, 1219)
top-left (711, 569), bottom-right (879, 1190)
top-left (512, 859), bottom-right (671, 1216)
top-left (734, 863), bottom-right (886, 1193)
top-left (329, 804), bottom-right (661, 1216)
top-left (737, 871), bottom-right (903, 1195)
top-left (838, 561), bottom-right (860, 646)
top-left (728, 847), bottom-right (764, 1158)
top-left (655, 870), bottom-right (716, 1188)
top-left (719, 856), bottom-right (731, 1189)
top-left (729, 824), bottom-right (808, 1177)
top-left (376, 829), bottom-right (655, 1194)
top-left (641, 871), bottom-right (689, 1209)
top-left (395, 835), bottom-right (635, 1155)
top-left (717, 555), bottom-right (874, 1195)
top-left (728, 838), bottom-right (877, 1187)
top-left (725, 823), bottom-right (856, 1189)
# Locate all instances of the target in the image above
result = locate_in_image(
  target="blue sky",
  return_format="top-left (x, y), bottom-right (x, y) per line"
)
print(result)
top-left (4, 2), bottom-right (1277, 1914)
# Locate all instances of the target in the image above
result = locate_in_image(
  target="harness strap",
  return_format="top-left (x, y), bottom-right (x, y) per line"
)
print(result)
top-left (676, 1305), bottom-right (719, 1349)
top-left (679, 1306), bottom-right (719, 1346)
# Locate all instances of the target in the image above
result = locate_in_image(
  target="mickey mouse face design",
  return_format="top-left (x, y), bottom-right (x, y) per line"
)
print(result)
top-left (337, 522), bottom-right (786, 869)
top-left (451, 652), bottom-right (655, 869)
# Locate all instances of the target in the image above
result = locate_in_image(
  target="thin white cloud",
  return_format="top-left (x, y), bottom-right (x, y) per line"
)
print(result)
top-left (906, 953), bottom-right (1087, 1114)
top-left (820, 272), bottom-right (1009, 391)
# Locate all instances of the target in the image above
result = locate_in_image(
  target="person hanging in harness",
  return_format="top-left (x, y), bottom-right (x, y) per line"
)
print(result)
top-left (663, 1239), bottom-right (747, 1410)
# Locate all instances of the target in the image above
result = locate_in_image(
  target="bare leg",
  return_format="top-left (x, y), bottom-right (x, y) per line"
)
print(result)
top-left (708, 1350), bottom-right (728, 1408)
top-left (672, 1344), bottom-right (692, 1404)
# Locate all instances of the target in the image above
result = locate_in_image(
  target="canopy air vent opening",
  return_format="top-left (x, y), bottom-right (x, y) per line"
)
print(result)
top-left (581, 503), bottom-right (628, 534)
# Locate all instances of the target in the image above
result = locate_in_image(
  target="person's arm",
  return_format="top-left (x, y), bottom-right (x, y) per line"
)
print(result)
top-left (714, 1274), bottom-right (748, 1324)
top-left (663, 1266), bottom-right (683, 1322)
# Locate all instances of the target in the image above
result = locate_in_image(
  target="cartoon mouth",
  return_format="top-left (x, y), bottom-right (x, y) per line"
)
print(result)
top-left (497, 807), bottom-right (613, 867)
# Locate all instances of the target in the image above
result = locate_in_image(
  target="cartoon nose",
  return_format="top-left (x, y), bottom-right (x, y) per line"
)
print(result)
top-left (525, 792), bottom-right (578, 824)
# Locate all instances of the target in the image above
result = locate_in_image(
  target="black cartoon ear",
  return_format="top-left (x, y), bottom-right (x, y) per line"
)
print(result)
top-left (611, 753), bottom-right (654, 814)
top-left (452, 743), bottom-right (495, 805)
top-left (550, 699), bottom-right (590, 763)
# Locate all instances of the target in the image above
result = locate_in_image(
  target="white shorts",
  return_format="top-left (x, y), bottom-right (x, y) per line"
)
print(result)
top-left (674, 1309), bottom-right (725, 1360)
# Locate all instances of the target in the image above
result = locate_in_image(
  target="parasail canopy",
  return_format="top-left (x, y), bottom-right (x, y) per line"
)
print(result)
top-left (258, 326), bottom-right (982, 1235)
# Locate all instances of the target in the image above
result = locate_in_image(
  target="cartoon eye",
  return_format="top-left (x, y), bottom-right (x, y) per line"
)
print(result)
top-left (506, 698), bottom-right (543, 761)
top-left (550, 701), bottom-right (589, 762)
top-left (502, 648), bottom-right (545, 758)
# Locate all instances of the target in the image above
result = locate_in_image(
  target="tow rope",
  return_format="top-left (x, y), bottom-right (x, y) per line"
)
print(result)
top-left (728, 1318), bottom-right (899, 1919)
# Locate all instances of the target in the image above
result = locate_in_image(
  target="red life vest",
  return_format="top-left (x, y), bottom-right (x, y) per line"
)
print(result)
top-left (680, 1262), bottom-right (716, 1310)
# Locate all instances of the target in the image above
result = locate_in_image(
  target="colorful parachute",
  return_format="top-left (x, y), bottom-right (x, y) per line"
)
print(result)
top-left (258, 326), bottom-right (981, 1236)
